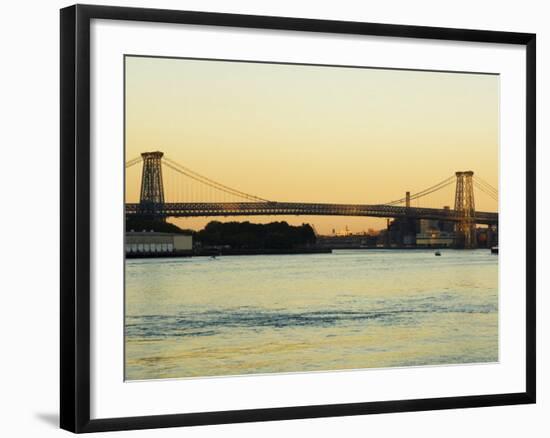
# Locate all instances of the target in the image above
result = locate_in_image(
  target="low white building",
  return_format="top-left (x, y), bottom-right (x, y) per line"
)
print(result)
top-left (416, 230), bottom-right (455, 247)
top-left (125, 232), bottom-right (192, 256)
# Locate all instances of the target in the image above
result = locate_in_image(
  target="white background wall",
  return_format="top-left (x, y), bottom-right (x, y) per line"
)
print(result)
top-left (0, 0), bottom-right (546, 436)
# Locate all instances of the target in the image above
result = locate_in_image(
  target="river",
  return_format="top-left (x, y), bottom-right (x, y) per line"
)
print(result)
top-left (125, 249), bottom-right (498, 380)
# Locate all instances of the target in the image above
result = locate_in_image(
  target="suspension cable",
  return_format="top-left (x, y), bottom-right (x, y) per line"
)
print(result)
top-left (125, 156), bottom-right (142, 168)
top-left (474, 175), bottom-right (498, 194)
top-left (473, 177), bottom-right (498, 197)
top-left (162, 157), bottom-right (270, 202)
top-left (383, 175), bottom-right (455, 205)
top-left (407, 179), bottom-right (455, 202)
top-left (475, 184), bottom-right (498, 200)
top-left (473, 181), bottom-right (498, 201)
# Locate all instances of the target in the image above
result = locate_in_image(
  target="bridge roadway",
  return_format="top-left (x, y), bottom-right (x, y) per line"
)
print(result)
top-left (125, 201), bottom-right (498, 225)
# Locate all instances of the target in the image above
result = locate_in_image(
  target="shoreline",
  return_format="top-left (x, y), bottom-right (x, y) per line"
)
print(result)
top-left (193, 248), bottom-right (332, 257)
top-left (126, 246), bottom-right (495, 259)
top-left (126, 248), bottom-right (332, 259)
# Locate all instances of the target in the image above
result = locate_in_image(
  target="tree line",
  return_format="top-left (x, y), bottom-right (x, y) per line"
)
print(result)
top-left (125, 217), bottom-right (316, 249)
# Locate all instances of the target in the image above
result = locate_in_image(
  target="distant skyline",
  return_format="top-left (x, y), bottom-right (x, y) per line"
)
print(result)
top-left (125, 56), bottom-right (499, 233)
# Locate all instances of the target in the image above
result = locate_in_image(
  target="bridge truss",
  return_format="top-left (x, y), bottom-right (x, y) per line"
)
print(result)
top-left (125, 152), bottom-right (498, 227)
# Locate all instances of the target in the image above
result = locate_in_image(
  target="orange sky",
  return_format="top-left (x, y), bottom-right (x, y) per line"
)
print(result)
top-left (125, 56), bottom-right (499, 234)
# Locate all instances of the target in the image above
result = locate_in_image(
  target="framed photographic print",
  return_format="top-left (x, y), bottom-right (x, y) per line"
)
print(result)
top-left (60, 4), bottom-right (536, 433)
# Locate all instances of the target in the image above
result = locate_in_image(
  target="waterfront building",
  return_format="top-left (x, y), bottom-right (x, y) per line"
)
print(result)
top-left (476, 226), bottom-right (499, 248)
top-left (125, 231), bottom-right (192, 256)
top-left (416, 230), bottom-right (455, 247)
top-left (317, 234), bottom-right (377, 249)
top-left (385, 217), bottom-right (417, 246)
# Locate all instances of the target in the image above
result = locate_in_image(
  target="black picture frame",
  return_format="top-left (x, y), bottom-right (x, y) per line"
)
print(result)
top-left (60, 4), bottom-right (536, 433)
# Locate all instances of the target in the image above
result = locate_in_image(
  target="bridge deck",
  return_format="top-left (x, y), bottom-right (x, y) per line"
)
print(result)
top-left (125, 202), bottom-right (498, 225)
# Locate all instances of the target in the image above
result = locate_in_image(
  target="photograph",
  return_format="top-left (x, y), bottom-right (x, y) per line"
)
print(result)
top-left (123, 55), bottom-right (500, 381)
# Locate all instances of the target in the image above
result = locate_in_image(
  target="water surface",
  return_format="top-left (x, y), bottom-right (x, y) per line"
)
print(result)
top-left (125, 249), bottom-right (498, 380)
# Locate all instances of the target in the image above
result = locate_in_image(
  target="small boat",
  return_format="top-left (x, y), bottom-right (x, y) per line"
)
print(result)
top-left (435, 251), bottom-right (441, 256)
top-left (491, 246), bottom-right (498, 254)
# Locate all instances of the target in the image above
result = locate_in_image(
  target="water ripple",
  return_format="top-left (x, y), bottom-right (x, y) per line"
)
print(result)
top-left (126, 302), bottom-right (496, 339)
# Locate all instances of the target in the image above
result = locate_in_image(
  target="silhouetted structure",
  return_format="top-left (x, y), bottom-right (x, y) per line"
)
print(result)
top-left (125, 153), bottom-right (498, 240)
top-left (139, 151), bottom-right (165, 219)
top-left (196, 221), bottom-right (316, 249)
top-left (454, 171), bottom-right (476, 248)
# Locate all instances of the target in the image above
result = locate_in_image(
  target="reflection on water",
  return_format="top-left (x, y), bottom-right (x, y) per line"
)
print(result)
top-left (125, 249), bottom-right (498, 380)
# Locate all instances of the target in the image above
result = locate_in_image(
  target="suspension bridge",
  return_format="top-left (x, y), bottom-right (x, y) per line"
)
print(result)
top-left (125, 151), bottom-right (498, 247)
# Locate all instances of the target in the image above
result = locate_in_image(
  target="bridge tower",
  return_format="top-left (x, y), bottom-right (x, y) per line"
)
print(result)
top-left (139, 151), bottom-right (165, 219)
top-left (454, 171), bottom-right (476, 248)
